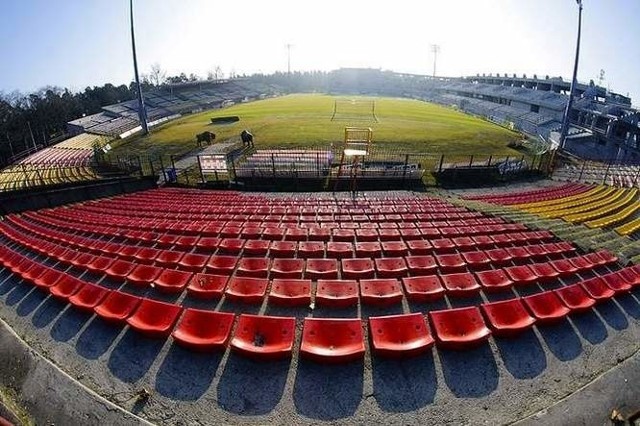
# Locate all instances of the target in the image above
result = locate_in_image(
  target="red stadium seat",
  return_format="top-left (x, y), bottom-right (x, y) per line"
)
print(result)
top-left (405, 255), bottom-right (438, 275)
top-left (618, 267), bottom-right (640, 287)
top-left (523, 291), bottom-right (570, 324)
top-left (428, 306), bottom-right (491, 349)
top-left (218, 238), bottom-right (246, 254)
top-left (300, 318), bottom-right (365, 363)
top-left (315, 280), bottom-right (359, 307)
top-left (49, 274), bottom-right (85, 300)
top-left (270, 241), bottom-right (297, 257)
top-left (127, 264), bottom-right (162, 287)
top-left (435, 254), bottom-right (466, 273)
top-left (378, 228), bottom-right (401, 241)
top-left (471, 235), bottom-right (494, 249)
top-left (549, 258), bottom-right (579, 277)
top-left (298, 241), bottom-right (325, 258)
top-left (486, 248), bottom-right (512, 265)
top-left (440, 272), bottom-right (481, 296)
top-left (461, 251), bottom-right (491, 270)
top-left (481, 299), bottom-right (536, 337)
top-left (375, 257), bottom-right (408, 278)
top-left (529, 262), bottom-right (560, 282)
top-left (156, 234), bottom-right (179, 248)
top-left (594, 249), bottom-right (618, 265)
top-left (505, 246), bottom-right (530, 262)
top-left (174, 235), bottom-right (200, 250)
top-left (230, 314), bottom-right (296, 360)
top-left (68, 283), bottom-right (110, 312)
top-left (406, 240), bottom-right (433, 255)
top-left (243, 239), bottom-right (270, 255)
top-left (369, 313), bottom-right (434, 358)
top-left (172, 309), bottom-right (235, 351)
top-left (600, 272), bottom-right (632, 294)
top-left (155, 250), bottom-right (184, 268)
top-left (134, 247), bottom-right (162, 264)
top-left (205, 255), bottom-right (238, 275)
top-left (270, 258), bottom-right (305, 279)
top-left (19, 262), bottom-right (49, 284)
top-left (326, 242), bottom-right (353, 259)
top-left (356, 228), bottom-right (379, 242)
top-left (381, 241), bottom-right (408, 257)
top-left (154, 269), bottom-right (193, 294)
top-left (355, 242), bottom-right (382, 258)
top-left (33, 268), bottom-right (64, 289)
top-left (195, 237), bottom-right (221, 252)
top-left (431, 238), bottom-right (456, 253)
top-left (332, 229), bottom-right (355, 242)
top-left (341, 258), bottom-right (375, 279)
top-left (126, 299), bottom-right (183, 338)
top-left (177, 253), bottom-right (209, 272)
top-left (262, 227), bottom-right (285, 241)
top-left (305, 259), bottom-right (339, 279)
top-left (505, 265), bottom-right (537, 286)
top-left (580, 277), bottom-right (615, 301)
top-left (94, 291), bottom-right (142, 324)
top-left (555, 284), bottom-right (596, 313)
top-left (568, 254), bottom-right (598, 271)
top-left (284, 228), bottom-right (307, 242)
top-left (236, 257), bottom-right (270, 278)
top-left (475, 269), bottom-right (513, 292)
top-left (402, 276), bottom-right (445, 302)
top-left (185, 273), bottom-right (227, 298)
top-left (269, 279), bottom-right (312, 306)
top-left (308, 228), bottom-right (332, 241)
top-left (225, 277), bottom-right (268, 304)
top-left (86, 255), bottom-right (116, 274)
top-left (360, 278), bottom-right (403, 306)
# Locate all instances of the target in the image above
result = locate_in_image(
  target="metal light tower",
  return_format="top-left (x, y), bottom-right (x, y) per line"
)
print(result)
top-left (130, 0), bottom-right (149, 135)
top-left (286, 43), bottom-right (293, 74)
top-left (430, 44), bottom-right (440, 78)
top-left (559, 0), bottom-right (583, 149)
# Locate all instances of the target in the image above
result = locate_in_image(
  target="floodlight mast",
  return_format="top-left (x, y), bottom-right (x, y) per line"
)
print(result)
top-left (559, 0), bottom-right (583, 149)
top-left (130, 0), bottom-right (149, 135)
top-left (286, 44), bottom-right (293, 74)
top-left (430, 44), bottom-right (440, 78)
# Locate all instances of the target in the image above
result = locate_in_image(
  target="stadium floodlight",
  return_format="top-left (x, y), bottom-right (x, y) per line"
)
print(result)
top-left (130, 0), bottom-right (149, 135)
top-left (286, 44), bottom-right (293, 74)
top-left (559, 0), bottom-right (583, 149)
top-left (430, 44), bottom-right (440, 78)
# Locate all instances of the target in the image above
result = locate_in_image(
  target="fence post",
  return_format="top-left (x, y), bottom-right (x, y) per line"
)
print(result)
top-left (603, 161), bottom-right (611, 185)
top-left (438, 154), bottom-right (445, 173)
top-left (149, 157), bottom-right (155, 176)
top-left (468, 155), bottom-right (474, 167)
top-left (159, 155), bottom-right (167, 182)
top-left (185, 170), bottom-right (190, 185)
top-left (487, 155), bottom-right (492, 167)
top-left (137, 156), bottom-right (144, 177)
top-left (271, 154), bottom-right (276, 180)
top-left (197, 155), bottom-right (206, 184)
top-left (402, 154), bottom-right (409, 187)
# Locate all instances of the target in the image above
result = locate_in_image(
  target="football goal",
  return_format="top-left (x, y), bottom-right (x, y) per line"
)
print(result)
top-left (330, 98), bottom-right (378, 122)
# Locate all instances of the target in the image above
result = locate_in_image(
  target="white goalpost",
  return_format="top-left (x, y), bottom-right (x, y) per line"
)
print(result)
top-left (330, 98), bottom-right (378, 122)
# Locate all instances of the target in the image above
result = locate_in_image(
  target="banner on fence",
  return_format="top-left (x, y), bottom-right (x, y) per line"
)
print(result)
top-left (200, 155), bottom-right (228, 173)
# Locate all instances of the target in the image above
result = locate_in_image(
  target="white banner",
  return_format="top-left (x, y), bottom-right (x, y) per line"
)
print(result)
top-left (200, 154), bottom-right (228, 172)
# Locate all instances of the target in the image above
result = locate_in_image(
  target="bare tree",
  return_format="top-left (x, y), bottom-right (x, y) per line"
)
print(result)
top-left (149, 63), bottom-right (167, 87)
top-left (206, 65), bottom-right (223, 81)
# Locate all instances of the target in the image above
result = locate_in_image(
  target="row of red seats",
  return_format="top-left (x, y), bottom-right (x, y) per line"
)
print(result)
top-left (3, 246), bottom-right (639, 361)
top-left (464, 183), bottom-right (591, 205)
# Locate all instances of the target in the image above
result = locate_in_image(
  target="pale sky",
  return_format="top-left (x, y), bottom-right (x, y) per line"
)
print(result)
top-left (1, 0), bottom-right (639, 103)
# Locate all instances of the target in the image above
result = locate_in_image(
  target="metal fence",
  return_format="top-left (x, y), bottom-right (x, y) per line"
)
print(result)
top-left (552, 151), bottom-right (640, 188)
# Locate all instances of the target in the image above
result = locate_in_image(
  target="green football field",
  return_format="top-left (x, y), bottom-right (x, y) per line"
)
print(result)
top-left (114, 94), bottom-right (523, 158)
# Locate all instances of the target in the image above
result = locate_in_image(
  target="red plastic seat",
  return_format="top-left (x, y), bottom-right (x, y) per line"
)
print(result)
top-left (332, 229), bottom-right (355, 242)
top-left (262, 227), bottom-right (285, 241)
top-left (185, 273), bottom-right (226, 298)
top-left (341, 258), bottom-right (375, 279)
top-left (356, 228), bottom-right (379, 242)
top-left (19, 262), bottom-right (49, 284)
top-left (579, 277), bottom-right (615, 301)
top-left (172, 309), bottom-right (235, 351)
top-left (381, 241), bottom-right (408, 257)
top-left (431, 238), bottom-right (456, 253)
top-left (49, 274), bottom-right (85, 300)
top-left (402, 276), bottom-right (445, 302)
top-left (475, 269), bottom-right (513, 292)
top-left (369, 313), bottom-right (434, 358)
top-left (225, 277), bottom-right (268, 303)
top-left (326, 242), bottom-right (353, 259)
top-left (236, 257), bottom-right (270, 277)
top-left (435, 254), bottom-right (466, 273)
top-left (549, 258), bottom-right (579, 277)
top-left (68, 252), bottom-right (97, 269)
top-left (177, 253), bottom-right (209, 272)
top-left (355, 242), bottom-right (382, 258)
top-left (378, 228), bottom-right (401, 241)
top-left (270, 258), bottom-right (304, 279)
top-left (206, 255), bottom-right (239, 275)
top-left (269, 279), bottom-right (312, 306)
top-left (230, 314), bottom-right (296, 360)
top-left (86, 255), bottom-right (116, 274)
top-left (440, 272), bottom-right (481, 296)
top-left (127, 264), bottom-right (162, 287)
top-left (308, 228), bottom-right (332, 241)
top-left (103, 259), bottom-right (136, 280)
top-left (94, 290), bottom-right (142, 324)
top-left (195, 237), bottom-right (221, 252)
top-left (284, 228), bottom-right (307, 242)
top-left (155, 250), bottom-right (184, 267)
top-left (452, 236), bottom-right (475, 250)
top-left (481, 299), bottom-right (536, 337)
top-left (360, 278), bottom-right (403, 306)
top-left (407, 240), bottom-right (433, 255)
top-left (131, 247), bottom-right (160, 264)
top-left (154, 269), bottom-right (193, 294)
top-left (505, 246), bottom-right (530, 262)
top-left (174, 235), bottom-right (200, 250)
top-left (618, 267), bottom-right (640, 287)
top-left (555, 284), bottom-right (596, 313)
top-left (375, 257), bottom-right (408, 278)
top-left (315, 280), bottom-right (359, 307)
top-left (299, 318), bottom-right (365, 363)
top-left (218, 238), bottom-right (245, 254)
top-left (242, 239), bottom-right (269, 255)
top-left (600, 272), bottom-right (632, 294)
top-left (68, 283), bottom-right (110, 312)
top-left (471, 235), bottom-right (494, 249)
top-left (270, 241), bottom-right (297, 257)
top-left (529, 262), bottom-right (560, 282)
top-left (32, 268), bottom-right (64, 289)
top-left (298, 241), bottom-right (324, 258)
top-left (594, 249), bottom-right (618, 265)
top-left (505, 265), bottom-right (537, 286)
top-left (486, 248), bottom-right (512, 265)
top-left (523, 291), bottom-right (570, 324)
top-left (305, 259), bottom-right (338, 279)
top-left (524, 244), bottom-right (549, 261)
top-left (428, 307), bottom-right (491, 349)
top-left (461, 251), bottom-right (491, 269)
top-left (568, 255), bottom-right (597, 271)
top-left (126, 299), bottom-right (183, 338)
top-left (404, 255), bottom-right (438, 275)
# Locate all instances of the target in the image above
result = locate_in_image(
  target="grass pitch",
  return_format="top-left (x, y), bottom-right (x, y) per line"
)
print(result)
top-left (114, 94), bottom-right (522, 158)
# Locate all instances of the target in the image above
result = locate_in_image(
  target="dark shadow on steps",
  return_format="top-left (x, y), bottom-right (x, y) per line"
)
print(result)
top-left (108, 329), bottom-right (165, 383)
top-left (31, 296), bottom-right (65, 328)
top-left (495, 329), bottom-right (547, 379)
top-left (537, 319), bottom-right (582, 361)
top-left (595, 299), bottom-right (629, 331)
top-left (5, 281), bottom-right (33, 306)
top-left (570, 311), bottom-right (608, 345)
top-left (16, 287), bottom-right (47, 317)
top-left (438, 343), bottom-right (499, 397)
top-left (76, 317), bottom-right (123, 359)
top-left (50, 306), bottom-right (92, 342)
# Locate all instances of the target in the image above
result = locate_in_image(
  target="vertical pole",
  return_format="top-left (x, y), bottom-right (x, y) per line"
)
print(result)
top-left (438, 154), bottom-right (445, 173)
top-left (159, 155), bottom-right (167, 182)
top-left (137, 156), bottom-right (144, 177)
top-left (272, 153), bottom-right (276, 180)
top-left (468, 155), bottom-right (474, 167)
top-left (603, 160), bottom-right (611, 185)
top-left (559, 1), bottom-right (583, 149)
top-left (149, 157), bottom-right (155, 176)
top-left (487, 155), bottom-right (492, 167)
top-left (130, 0), bottom-right (149, 134)
top-left (197, 155), bottom-right (206, 184)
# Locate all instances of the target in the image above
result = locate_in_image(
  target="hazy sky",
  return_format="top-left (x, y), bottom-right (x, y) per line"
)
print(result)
top-left (1, 0), bottom-right (639, 103)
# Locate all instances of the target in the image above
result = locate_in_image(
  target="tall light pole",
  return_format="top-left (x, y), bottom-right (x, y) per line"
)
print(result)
top-left (430, 44), bottom-right (440, 78)
top-left (559, 0), bottom-right (583, 149)
top-left (130, 0), bottom-right (149, 135)
top-left (286, 43), bottom-right (293, 74)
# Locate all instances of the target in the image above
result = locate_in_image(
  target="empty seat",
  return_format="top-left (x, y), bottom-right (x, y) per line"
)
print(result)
top-left (33, 268), bottom-right (64, 289)
top-left (262, 227), bottom-right (285, 241)
top-left (269, 258), bottom-right (304, 279)
top-left (298, 241), bottom-right (325, 258)
top-left (174, 235), bottom-right (200, 250)
top-left (155, 250), bottom-right (185, 267)
top-left (19, 262), bottom-right (49, 284)
top-left (308, 228), bottom-right (332, 241)
top-left (126, 299), bottom-right (183, 338)
top-left (406, 240), bottom-right (433, 255)
top-left (94, 290), bottom-right (142, 324)
top-left (381, 241), bottom-right (408, 257)
top-left (341, 258), bottom-right (375, 279)
top-left (86, 255), bottom-right (116, 274)
top-left (486, 248), bottom-right (512, 265)
top-left (178, 253), bottom-right (209, 272)
top-left (369, 313), bottom-right (434, 358)
top-left (326, 242), bottom-right (353, 259)
top-left (49, 274), bottom-right (85, 300)
top-left (523, 291), bottom-right (570, 324)
top-left (315, 280), bottom-right (359, 307)
top-left (242, 239), bottom-right (269, 255)
top-left (549, 258), bottom-right (579, 277)
top-left (127, 264), bottom-right (163, 287)
top-left (360, 278), bottom-right (403, 306)
top-left (435, 254), bottom-right (466, 273)
top-left (428, 306), bottom-right (491, 349)
top-left (270, 241), bottom-right (297, 257)
top-left (230, 314), bottom-right (296, 360)
top-left (405, 255), bottom-right (437, 275)
top-left (269, 279), bottom-right (312, 306)
top-left (305, 259), bottom-right (339, 279)
top-left (529, 262), bottom-right (560, 282)
top-left (150, 269), bottom-right (192, 294)
top-left (600, 272), bottom-right (632, 294)
top-left (505, 265), bottom-right (537, 286)
top-left (183, 272), bottom-right (226, 298)
top-left (402, 276), bottom-right (445, 302)
top-left (461, 251), bottom-right (491, 269)
top-left (580, 277), bottom-right (615, 301)
top-left (300, 318), bottom-right (365, 363)
top-left (441, 272), bottom-right (481, 296)
top-left (172, 309), bottom-right (235, 351)
top-left (378, 228), bottom-right (401, 241)
top-left (68, 283), bottom-right (110, 312)
top-left (375, 257), bottom-right (408, 278)
top-left (225, 277), bottom-right (268, 304)
top-left (236, 257), bottom-right (270, 278)
top-left (617, 267), bottom-right (640, 287)
top-left (157, 234), bottom-right (179, 248)
top-left (205, 255), bottom-right (238, 275)
top-left (195, 237), bottom-right (221, 252)
top-left (431, 238), bottom-right (456, 253)
top-left (218, 238), bottom-right (245, 254)
top-left (475, 269), bottom-right (513, 292)
top-left (555, 284), bottom-right (596, 313)
top-left (481, 299), bottom-right (536, 337)
top-left (355, 242), bottom-right (382, 258)
top-left (356, 228), bottom-right (379, 242)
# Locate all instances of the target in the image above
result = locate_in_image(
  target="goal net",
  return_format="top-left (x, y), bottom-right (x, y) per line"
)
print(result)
top-left (331, 98), bottom-right (378, 122)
